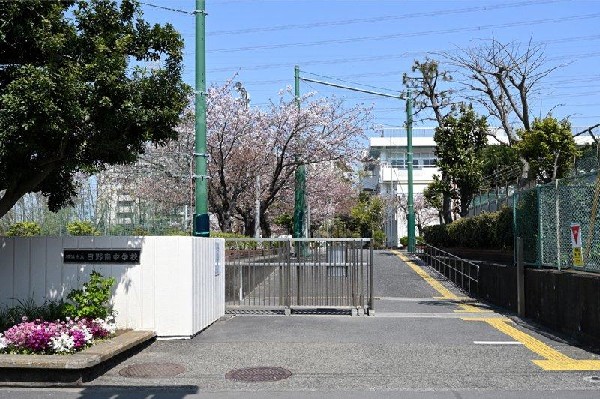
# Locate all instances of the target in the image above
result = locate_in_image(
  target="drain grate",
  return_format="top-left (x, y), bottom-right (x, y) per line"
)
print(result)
top-left (225, 366), bottom-right (292, 382)
top-left (119, 362), bottom-right (186, 378)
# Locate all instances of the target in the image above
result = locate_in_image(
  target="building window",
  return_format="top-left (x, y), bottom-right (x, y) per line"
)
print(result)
top-left (391, 159), bottom-right (405, 168)
top-left (423, 158), bottom-right (437, 167)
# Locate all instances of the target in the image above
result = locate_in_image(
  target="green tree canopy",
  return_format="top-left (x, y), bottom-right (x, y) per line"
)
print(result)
top-left (0, 0), bottom-right (189, 218)
top-left (350, 192), bottom-right (384, 239)
top-left (479, 144), bottom-right (522, 190)
top-left (516, 117), bottom-right (579, 183)
top-left (435, 105), bottom-right (488, 218)
top-left (423, 175), bottom-right (450, 224)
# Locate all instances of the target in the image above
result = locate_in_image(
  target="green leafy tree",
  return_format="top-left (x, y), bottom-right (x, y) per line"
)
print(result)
top-left (479, 145), bottom-right (522, 190)
top-left (423, 175), bottom-right (450, 224)
top-left (0, 0), bottom-right (189, 218)
top-left (516, 117), bottom-right (579, 183)
top-left (350, 192), bottom-right (385, 247)
top-left (435, 105), bottom-right (488, 218)
top-left (273, 213), bottom-right (294, 235)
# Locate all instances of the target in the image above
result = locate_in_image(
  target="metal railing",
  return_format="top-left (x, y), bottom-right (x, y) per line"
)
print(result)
top-left (225, 238), bottom-right (373, 314)
top-left (414, 243), bottom-right (479, 296)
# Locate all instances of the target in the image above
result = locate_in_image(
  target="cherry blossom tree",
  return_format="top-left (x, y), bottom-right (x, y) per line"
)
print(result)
top-left (232, 88), bottom-right (371, 236)
top-left (105, 82), bottom-right (371, 236)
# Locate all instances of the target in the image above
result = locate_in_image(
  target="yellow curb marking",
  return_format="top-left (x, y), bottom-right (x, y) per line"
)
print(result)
top-left (393, 251), bottom-right (490, 313)
top-left (394, 250), bottom-right (600, 371)
top-left (464, 317), bottom-right (600, 371)
top-left (393, 251), bottom-right (459, 300)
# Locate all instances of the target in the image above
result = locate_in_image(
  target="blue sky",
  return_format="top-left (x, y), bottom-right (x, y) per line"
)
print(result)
top-left (139, 0), bottom-right (600, 136)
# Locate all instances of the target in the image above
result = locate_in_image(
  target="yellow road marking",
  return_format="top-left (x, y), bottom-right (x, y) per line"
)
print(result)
top-left (465, 317), bottom-right (600, 371)
top-left (393, 250), bottom-right (600, 370)
top-left (393, 250), bottom-right (490, 313)
top-left (393, 251), bottom-right (459, 300)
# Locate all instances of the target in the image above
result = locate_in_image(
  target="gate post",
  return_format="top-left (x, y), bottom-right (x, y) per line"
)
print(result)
top-left (285, 240), bottom-right (292, 313)
top-left (517, 237), bottom-right (526, 317)
top-left (368, 239), bottom-right (375, 315)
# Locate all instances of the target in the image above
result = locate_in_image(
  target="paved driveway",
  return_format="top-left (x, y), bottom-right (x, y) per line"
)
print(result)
top-left (1, 250), bottom-right (599, 398)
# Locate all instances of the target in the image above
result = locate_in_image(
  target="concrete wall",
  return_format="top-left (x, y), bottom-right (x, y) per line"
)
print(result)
top-left (476, 262), bottom-right (600, 347)
top-left (525, 269), bottom-right (600, 347)
top-left (0, 236), bottom-right (225, 338)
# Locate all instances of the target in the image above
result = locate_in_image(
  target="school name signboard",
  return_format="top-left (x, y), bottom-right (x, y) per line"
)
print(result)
top-left (63, 249), bottom-right (141, 264)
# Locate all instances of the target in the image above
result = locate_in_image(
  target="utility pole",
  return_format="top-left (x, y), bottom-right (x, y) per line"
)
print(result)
top-left (193, 0), bottom-right (209, 237)
top-left (406, 90), bottom-right (416, 252)
top-left (293, 65), bottom-right (306, 240)
top-left (255, 175), bottom-right (260, 239)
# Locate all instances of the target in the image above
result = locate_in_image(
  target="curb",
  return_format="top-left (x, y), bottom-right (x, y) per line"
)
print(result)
top-left (0, 330), bottom-right (156, 386)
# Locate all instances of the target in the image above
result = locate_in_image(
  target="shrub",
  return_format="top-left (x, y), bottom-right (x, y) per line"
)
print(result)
top-left (164, 228), bottom-right (190, 236)
top-left (422, 207), bottom-right (514, 250)
top-left (399, 236), bottom-right (424, 247)
top-left (496, 206), bottom-right (514, 249)
top-left (66, 221), bottom-right (100, 236)
top-left (423, 224), bottom-right (452, 247)
top-left (0, 298), bottom-right (68, 332)
top-left (212, 232), bottom-right (257, 249)
top-left (63, 271), bottom-right (115, 319)
top-left (372, 229), bottom-right (386, 249)
top-left (5, 221), bottom-right (41, 237)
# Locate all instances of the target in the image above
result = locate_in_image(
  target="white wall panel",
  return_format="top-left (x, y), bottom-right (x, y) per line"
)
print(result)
top-left (0, 236), bottom-right (224, 338)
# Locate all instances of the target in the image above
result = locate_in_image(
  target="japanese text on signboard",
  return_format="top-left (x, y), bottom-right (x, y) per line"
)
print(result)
top-left (63, 249), bottom-right (141, 264)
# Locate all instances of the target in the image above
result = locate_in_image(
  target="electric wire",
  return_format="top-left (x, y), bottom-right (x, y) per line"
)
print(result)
top-left (139, 1), bottom-right (192, 15)
top-left (207, 0), bottom-right (565, 36)
top-left (207, 13), bottom-right (600, 53)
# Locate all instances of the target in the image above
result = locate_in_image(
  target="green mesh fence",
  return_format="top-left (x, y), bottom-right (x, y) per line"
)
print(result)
top-left (514, 173), bottom-right (600, 273)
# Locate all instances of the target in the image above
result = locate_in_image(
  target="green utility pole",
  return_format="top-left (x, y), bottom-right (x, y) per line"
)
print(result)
top-left (293, 65), bottom-right (306, 239)
top-left (406, 90), bottom-right (416, 252)
top-left (193, 0), bottom-right (209, 237)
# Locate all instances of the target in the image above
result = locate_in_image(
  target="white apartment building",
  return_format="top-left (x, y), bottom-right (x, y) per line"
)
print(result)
top-left (366, 128), bottom-right (439, 247)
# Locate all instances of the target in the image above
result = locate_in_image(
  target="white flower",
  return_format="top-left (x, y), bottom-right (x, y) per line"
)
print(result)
top-left (0, 333), bottom-right (7, 351)
top-left (94, 316), bottom-right (116, 335)
top-left (50, 333), bottom-right (75, 353)
top-left (72, 325), bottom-right (94, 343)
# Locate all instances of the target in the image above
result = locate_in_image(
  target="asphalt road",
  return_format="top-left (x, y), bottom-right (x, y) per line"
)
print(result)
top-left (1, 250), bottom-right (599, 398)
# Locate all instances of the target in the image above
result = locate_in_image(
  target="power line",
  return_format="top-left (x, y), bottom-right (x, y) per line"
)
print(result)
top-left (207, 13), bottom-right (600, 54)
top-left (207, 0), bottom-right (564, 36)
top-left (203, 36), bottom-right (600, 74)
top-left (139, 1), bottom-right (193, 15)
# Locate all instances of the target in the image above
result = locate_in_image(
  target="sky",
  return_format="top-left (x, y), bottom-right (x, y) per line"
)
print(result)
top-left (138, 0), bottom-right (600, 137)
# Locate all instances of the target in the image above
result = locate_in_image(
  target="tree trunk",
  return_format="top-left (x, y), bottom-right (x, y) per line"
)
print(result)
top-left (442, 193), bottom-right (452, 224)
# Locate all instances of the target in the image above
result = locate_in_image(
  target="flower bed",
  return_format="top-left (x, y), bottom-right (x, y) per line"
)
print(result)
top-left (0, 270), bottom-right (117, 356)
top-left (0, 316), bottom-right (116, 355)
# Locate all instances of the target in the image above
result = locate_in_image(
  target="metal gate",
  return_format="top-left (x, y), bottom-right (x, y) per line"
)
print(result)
top-left (225, 238), bottom-right (373, 314)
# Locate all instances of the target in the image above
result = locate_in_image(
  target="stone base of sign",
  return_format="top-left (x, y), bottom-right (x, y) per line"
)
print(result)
top-left (0, 330), bottom-right (155, 386)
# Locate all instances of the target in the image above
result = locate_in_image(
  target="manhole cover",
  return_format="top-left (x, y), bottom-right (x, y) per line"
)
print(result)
top-left (119, 362), bottom-right (186, 378)
top-left (225, 366), bottom-right (292, 382)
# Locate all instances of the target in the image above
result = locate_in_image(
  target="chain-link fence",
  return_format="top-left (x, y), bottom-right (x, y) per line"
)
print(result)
top-left (0, 169), bottom-right (194, 236)
top-left (514, 173), bottom-right (600, 273)
top-left (469, 186), bottom-right (516, 217)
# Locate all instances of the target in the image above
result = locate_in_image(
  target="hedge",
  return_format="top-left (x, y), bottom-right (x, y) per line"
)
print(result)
top-left (422, 206), bottom-right (513, 250)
